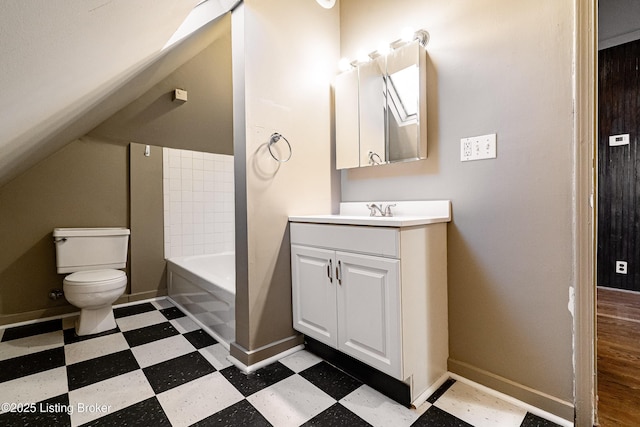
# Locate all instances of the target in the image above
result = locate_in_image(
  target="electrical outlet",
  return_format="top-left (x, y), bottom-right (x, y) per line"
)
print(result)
top-left (616, 260), bottom-right (628, 274)
top-left (461, 133), bottom-right (497, 162)
top-left (462, 140), bottom-right (472, 160)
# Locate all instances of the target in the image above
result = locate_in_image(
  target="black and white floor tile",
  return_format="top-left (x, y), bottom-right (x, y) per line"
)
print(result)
top-left (0, 299), bottom-right (566, 426)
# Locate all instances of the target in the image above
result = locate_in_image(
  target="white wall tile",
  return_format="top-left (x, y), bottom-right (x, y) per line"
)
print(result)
top-left (163, 148), bottom-right (234, 259)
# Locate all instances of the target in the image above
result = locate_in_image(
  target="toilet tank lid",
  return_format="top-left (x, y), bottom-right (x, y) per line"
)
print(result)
top-left (53, 227), bottom-right (130, 237)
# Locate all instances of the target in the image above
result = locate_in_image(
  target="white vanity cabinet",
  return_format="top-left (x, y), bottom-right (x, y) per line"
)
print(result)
top-left (292, 244), bottom-right (401, 377)
top-left (290, 219), bottom-right (449, 405)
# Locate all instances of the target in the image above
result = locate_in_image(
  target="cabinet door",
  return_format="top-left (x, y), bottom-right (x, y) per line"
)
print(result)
top-left (291, 245), bottom-right (337, 347)
top-left (336, 251), bottom-right (402, 379)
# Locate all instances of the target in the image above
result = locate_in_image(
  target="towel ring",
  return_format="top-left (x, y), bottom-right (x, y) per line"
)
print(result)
top-left (368, 150), bottom-right (383, 166)
top-left (268, 133), bottom-right (292, 162)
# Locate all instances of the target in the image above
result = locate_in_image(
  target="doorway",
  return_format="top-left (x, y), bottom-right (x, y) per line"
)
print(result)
top-left (596, 37), bottom-right (640, 426)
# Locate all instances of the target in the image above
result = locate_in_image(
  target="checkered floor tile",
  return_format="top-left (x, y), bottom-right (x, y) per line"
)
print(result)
top-left (0, 299), bottom-right (564, 426)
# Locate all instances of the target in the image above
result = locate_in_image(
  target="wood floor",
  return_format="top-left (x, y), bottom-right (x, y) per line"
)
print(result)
top-left (597, 287), bottom-right (640, 426)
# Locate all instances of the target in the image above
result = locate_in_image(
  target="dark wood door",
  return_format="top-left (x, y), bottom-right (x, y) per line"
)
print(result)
top-left (598, 39), bottom-right (640, 291)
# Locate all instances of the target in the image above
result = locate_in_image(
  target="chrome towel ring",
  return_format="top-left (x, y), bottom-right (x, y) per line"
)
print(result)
top-left (368, 150), bottom-right (383, 166)
top-left (268, 133), bottom-right (292, 162)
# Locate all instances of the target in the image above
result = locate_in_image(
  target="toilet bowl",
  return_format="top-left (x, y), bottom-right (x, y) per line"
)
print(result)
top-left (63, 269), bottom-right (127, 335)
top-left (53, 227), bottom-right (130, 336)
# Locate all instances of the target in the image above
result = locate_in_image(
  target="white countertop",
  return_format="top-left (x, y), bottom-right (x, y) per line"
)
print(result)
top-left (289, 200), bottom-right (451, 227)
top-left (288, 214), bottom-right (449, 227)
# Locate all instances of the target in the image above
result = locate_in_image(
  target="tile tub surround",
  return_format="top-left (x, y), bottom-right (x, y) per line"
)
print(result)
top-left (0, 300), bottom-right (565, 427)
top-left (163, 148), bottom-right (235, 258)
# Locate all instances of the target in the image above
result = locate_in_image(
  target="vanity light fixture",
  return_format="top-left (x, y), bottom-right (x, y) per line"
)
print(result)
top-left (356, 50), bottom-right (369, 64)
top-left (338, 57), bottom-right (352, 72)
top-left (401, 27), bottom-right (415, 43)
top-left (338, 28), bottom-right (430, 70)
top-left (316, 0), bottom-right (336, 9)
top-left (413, 29), bottom-right (430, 48)
top-left (376, 43), bottom-right (391, 57)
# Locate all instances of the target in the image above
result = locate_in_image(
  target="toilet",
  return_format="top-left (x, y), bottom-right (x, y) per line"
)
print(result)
top-left (53, 227), bottom-right (130, 336)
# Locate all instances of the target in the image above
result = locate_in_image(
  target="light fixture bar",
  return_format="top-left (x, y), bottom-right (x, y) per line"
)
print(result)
top-left (338, 28), bottom-right (430, 71)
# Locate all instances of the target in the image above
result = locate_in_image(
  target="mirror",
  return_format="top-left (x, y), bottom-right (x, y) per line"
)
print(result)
top-left (358, 56), bottom-right (386, 166)
top-left (335, 68), bottom-right (360, 169)
top-left (335, 40), bottom-right (426, 169)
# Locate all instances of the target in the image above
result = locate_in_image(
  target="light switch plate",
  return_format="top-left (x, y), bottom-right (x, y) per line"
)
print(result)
top-left (461, 133), bottom-right (497, 162)
top-left (173, 88), bottom-right (188, 102)
top-left (609, 134), bottom-right (629, 147)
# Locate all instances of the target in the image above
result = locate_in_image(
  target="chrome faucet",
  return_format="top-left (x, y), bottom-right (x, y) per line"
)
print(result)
top-left (366, 203), bottom-right (396, 217)
top-left (367, 203), bottom-right (384, 217)
top-left (383, 204), bottom-right (396, 217)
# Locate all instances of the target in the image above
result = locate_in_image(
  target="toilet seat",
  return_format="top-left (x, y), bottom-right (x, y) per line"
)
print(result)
top-left (64, 269), bottom-right (126, 293)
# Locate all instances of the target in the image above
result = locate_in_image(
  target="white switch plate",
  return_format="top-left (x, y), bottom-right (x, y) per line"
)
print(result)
top-left (173, 88), bottom-right (188, 102)
top-left (616, 260), bottom-right (628, 274)
top-left (609, 134), bottom-right (629, 146)
top-left (461, 133), bottom-right (497, 162)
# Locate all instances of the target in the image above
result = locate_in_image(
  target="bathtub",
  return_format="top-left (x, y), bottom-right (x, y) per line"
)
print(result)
top-left (167, 252), bottom-right (235, 349)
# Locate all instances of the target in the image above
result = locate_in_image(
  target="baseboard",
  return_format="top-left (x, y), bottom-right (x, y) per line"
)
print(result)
top-left (448, 359), bottom-right (574, 423)
top-left (411, 372), bottom-right (450, 409)
top-left (0, 295), bottom-right (169, 329)
top-left (228, 344), bottom-right (305, 374)
top-left (0, 305), bottom-right (77, 327)
top-left (230, 334), bottom-right (304, 367)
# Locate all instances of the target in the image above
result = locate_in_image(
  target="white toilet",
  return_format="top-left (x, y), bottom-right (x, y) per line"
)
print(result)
top-left (53, 227), bottom-right (130, 336)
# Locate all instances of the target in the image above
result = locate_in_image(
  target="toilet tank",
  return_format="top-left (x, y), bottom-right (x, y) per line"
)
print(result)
top-left (53, 228), bottom-right (130, 273)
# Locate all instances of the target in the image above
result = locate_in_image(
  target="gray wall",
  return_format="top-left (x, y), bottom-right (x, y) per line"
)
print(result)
top-left (0, 137), bottom-right (129, 323)
top-left (230, 0), bottom-right (341, 366)
top-left (0, 17), bottom-right (233, 325)
top-left (89, 20), bottom-right (233, 155)
top-left (340, 0), bottom-right (574, 419)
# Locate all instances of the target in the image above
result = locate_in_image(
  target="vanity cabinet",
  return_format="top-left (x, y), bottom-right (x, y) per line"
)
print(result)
top-left (290, 220), bottom-right (448, 405)
top-left (291, 244), bottom-right (401, 377)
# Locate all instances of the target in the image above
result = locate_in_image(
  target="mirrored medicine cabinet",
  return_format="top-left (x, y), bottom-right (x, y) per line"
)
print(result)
top-left (335, 39), bottom-right (427, 169)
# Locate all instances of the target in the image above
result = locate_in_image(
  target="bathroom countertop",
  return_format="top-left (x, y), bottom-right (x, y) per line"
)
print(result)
top-left (289, 200), bottom-right (452, 227)
top-left (288, 214), bottom-right (449, 227)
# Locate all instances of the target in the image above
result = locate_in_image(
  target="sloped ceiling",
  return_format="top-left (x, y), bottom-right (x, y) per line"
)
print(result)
top-left (0, 0), bottom-right (237, 187)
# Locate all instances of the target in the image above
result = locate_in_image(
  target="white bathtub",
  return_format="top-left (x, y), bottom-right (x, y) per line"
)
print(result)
top-left (167, 252), bottom-right (235, 349)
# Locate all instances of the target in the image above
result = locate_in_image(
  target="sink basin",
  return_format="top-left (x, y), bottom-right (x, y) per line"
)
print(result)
top-left (289, 200), bottom-right (451, 227)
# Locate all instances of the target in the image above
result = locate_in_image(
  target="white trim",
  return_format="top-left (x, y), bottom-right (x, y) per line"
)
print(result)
top-left (449, 373), bottom-right (574, 427)
top-left (227, 344), bottom-right (305, 374)
top-left (410, 372), bottom-right (449, 409)
top-left (572, 0), bottom-right (597, 425)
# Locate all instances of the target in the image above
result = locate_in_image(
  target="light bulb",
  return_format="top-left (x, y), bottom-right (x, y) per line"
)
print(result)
top-left (338, 57), bottom-right (351, 72)
top-left (316, 0), bottom-right (336, 9)
top-left (401, 27), bottom-right (414, 43)
top-left (376, 43), bottom-right (390, 57)
top-left (356, 50), bottom-right (369, 64)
